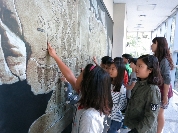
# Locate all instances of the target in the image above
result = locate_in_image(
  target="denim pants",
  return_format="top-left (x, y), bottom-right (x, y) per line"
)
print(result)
top-left (107, 120), bottom-right (122, 133)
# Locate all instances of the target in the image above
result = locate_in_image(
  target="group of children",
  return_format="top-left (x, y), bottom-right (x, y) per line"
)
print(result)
top-left (47, 36), bottom-right (173, 133)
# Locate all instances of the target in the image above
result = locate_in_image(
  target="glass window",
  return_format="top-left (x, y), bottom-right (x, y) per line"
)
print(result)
top-left (174, 53), bottom-right (178, 92)
top-left (165, 21), bottom-right (168, 30)
top-left (170, 16), bottom-right (176, 50)
top-left (126, 32), bottom-right (151, 57)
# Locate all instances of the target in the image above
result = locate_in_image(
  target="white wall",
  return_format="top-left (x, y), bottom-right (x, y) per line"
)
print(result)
top-left (112, 3), bottom-right (126, 58)
top-left (103, 0), bottom-right (113, 20)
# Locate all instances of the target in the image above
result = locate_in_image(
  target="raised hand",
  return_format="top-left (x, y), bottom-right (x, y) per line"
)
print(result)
top-left (47, 42), bottom-right (77, 91)
top-left (47, 42), bottom-right (57, 58)
top-left (92, 56), bottom-right (98, 65)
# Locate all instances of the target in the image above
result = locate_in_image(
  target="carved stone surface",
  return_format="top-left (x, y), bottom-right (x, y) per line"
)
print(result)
top-left (0, 0), bottom-right (112, 132)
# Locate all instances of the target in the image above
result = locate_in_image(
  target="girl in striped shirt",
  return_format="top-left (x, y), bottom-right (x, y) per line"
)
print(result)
top-left (107, 57), bottom-right (127, 133)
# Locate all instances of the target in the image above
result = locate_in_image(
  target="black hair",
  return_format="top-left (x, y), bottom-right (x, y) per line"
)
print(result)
top-left (101, 56), bottom-right (112, 65)
top-left (79, 64), bottom-right (113, 115)
top-left (105, 57), bottom-right (113, 65)
top-left (138, 55), bottom-right (163, 86)
top-left (108, 57), bottom-right (125, 92)
top-left (113, 57), bottom-right (123, 62)
top-left (152, 37), bottom-right (174, 70)
top-left (122, 54), bottom-right (133, 62)
top-left (129, 58), bottom-right (137, 65)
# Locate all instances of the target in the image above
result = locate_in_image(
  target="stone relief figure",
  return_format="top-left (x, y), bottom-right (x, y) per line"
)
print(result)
top-left (0, 0), bottom-right (26, 85)
top-left (0, 0), bottom-right (110, 132)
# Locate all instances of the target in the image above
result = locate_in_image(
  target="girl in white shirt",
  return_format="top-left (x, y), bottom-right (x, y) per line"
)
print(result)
top-left (48, 43), bottom-right (113, 133)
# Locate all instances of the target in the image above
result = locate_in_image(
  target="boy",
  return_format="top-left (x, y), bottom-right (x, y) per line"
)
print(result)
top-left (93, 56), bottom-right (112, 72)
top-left (122, 54), bottom-right (133, 77)
top-left (124, 58), bottom-right (137, 102)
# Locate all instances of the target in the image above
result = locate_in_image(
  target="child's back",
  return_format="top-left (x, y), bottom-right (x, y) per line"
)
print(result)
top-left (72, 107), bottom-right (105, 133)
top-left (48, 43), bottom-right (113, 133)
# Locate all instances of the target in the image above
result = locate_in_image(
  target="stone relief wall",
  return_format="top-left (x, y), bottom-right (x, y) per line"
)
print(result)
top-left (0, 0), bottom-right (112, 132)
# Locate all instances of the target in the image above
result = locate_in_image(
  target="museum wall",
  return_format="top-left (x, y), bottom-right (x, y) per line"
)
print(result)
top-left (0, 0), bottom-right (113, 133)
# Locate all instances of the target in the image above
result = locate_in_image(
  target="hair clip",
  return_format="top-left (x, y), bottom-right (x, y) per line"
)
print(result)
top-left (90, 65), bottom-right (96, 71)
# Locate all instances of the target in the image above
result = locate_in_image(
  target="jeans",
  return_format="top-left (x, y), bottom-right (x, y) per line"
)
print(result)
top-left (107, 120), bottom-right (122, 133)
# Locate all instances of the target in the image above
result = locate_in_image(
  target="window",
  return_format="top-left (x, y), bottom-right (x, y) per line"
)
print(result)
top-left (170, 16), bottom-right (176, 50)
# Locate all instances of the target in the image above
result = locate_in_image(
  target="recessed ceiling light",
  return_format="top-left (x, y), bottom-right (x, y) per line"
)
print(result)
top-left (134, 27), bottom-right (144, 28)
top-left (139, 15), bottom-right (146, 17)
top-left (137, 4), bottom-right (156, 11)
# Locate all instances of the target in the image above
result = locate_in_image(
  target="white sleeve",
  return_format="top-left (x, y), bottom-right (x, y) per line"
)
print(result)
top-left (120, 85), bottom-right (126, 95)
top-left (78, 111), bottom-right (104, 133)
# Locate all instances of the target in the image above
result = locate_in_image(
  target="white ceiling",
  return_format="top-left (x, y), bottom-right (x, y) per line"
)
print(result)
top-left (114, 0), bottom-right (178, 32)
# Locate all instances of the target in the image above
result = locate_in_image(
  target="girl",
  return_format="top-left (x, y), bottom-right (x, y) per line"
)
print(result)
top-left (61, 75), bottom-right (110, 133)
top-left (107, 57), bottom-right (127, 133)
top-left (151, 37), bottom-right (174, 133)
top-left (48, 43), bottom-right (113, 133)
top-left (124, 54), bottom-right (162, 133)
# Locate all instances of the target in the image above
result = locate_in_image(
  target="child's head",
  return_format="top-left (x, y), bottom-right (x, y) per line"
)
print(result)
top-left (78, 64), bottom-right (113, 115)
top-left (136, 55), bottom-right (162, 85)
top-left (122, 54), bottom-right (132, 64)
top-left (151, 37), bottom-right (174, 70)
top-left (129, 58), bottom-right (137, 70)
top-left (108, 57), bottom-right (125, 92)
top-left (100, 56), bottom-right (112, 72)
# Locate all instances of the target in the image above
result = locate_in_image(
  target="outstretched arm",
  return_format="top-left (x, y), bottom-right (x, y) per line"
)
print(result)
top-left (48, 43), bottom-right (77, 91)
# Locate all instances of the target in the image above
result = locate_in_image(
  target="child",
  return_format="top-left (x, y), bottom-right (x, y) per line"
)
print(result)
top-left (60, 76), bottom-right (80, 105)
top-left (122, 54), bottom-right (133, 77)
top-left (124, 58), bottom-right (137, 102)
top-left (124, 54), bottom-right (162, 133)
top-left (60, 76), bottom-right (110, 133)
top-left (113, 57), bottom-right (129, 85)
top-left (151, 37), bottom-right (174, 133)
top-left (48, 43), bottom-right (113, 133)
top-left (93, 56), bottom-right (112, 72)
top-left (107, 57), bottom-right (127, 133)
top-left (114, 57), bottom-right (129, 129)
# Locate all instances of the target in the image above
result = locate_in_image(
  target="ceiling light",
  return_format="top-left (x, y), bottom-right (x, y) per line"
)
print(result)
top-left (137, 4), bottom-right (156, 11)
top-left (139, 15), bottom-right (146, 17)
top-left (134, 27), bottom-right (144, 28)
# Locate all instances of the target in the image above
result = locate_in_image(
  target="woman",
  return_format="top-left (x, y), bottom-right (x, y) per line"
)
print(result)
top-left (151, 37), bottom-right (174, 133)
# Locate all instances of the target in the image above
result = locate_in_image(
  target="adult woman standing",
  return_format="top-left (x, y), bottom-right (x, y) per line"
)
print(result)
top-left (151, 37), bottom-right (174, 133)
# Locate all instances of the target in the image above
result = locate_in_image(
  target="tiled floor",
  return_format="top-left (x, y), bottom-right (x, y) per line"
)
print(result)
top-left (119, 90), bottom-right (178, 133)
